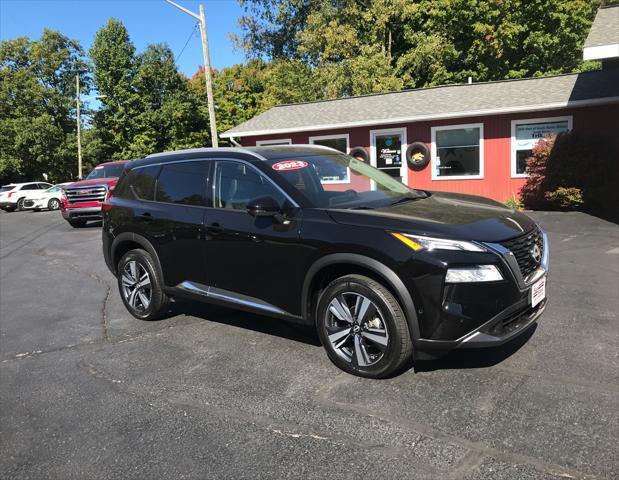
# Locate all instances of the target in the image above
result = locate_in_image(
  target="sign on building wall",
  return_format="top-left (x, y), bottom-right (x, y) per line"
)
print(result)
top-left (515, 120), bottom-right (570, 150)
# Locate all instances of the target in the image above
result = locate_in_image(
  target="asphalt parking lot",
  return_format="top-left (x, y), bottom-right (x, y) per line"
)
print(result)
top-left (0, 209), bottom-right (617, 479)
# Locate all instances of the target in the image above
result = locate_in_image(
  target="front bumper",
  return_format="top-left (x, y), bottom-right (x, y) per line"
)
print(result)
top-left (62, 206), bottom-right (102, 221)
top-left (411, 230), bottom-right (549, 350)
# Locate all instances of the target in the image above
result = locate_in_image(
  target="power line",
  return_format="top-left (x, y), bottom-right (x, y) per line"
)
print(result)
top-left (175, 22), bottom-right (199, 62)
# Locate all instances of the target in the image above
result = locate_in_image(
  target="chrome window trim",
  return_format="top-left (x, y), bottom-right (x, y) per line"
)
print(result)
top-left (128, 157), bottom-right (299, 209)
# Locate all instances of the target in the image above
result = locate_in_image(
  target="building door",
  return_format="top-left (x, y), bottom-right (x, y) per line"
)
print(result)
top-left (370, 128), bottom-right (408, 187)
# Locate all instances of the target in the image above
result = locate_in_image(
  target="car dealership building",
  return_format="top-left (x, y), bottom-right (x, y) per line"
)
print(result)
top-left (221, 6), bottom-right (619, 202)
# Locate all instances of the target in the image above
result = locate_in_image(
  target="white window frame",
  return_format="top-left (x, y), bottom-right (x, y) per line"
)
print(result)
top-left (510, 116), bottom-right (572, 178)
top-left (308, 133), bottom-right (351, 184)
top-left (431, 123), bottom-right (484, 181)
top-left (255, 138), bottom-right (292, 146)
top-left (370, 127), bottom-right (408, 189)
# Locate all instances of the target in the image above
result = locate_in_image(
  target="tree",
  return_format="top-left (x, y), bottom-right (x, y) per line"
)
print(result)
top-left (236, 0), bottom-right (602, 98)
top-left (90, 19), bottom-right (140, 159)
top-left (0, 30), bottom-right (89, 183)
top-left (91, 20), bottom-right (209, 159)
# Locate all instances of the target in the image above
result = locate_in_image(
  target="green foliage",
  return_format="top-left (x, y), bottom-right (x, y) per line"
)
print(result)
top-left (0, 30), bottom-right (89, 183)
top-left (237, 0), bottom-right (601, 93)
top-left (545, 187), bottom-right (584, 209)
top-left (503, 196), bottom-right (523, 211)
top-left (90, 21), bottom-right (209, 159)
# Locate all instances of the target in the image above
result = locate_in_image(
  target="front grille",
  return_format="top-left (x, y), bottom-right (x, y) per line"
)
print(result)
top-left (65, 185), bottom-right (107, 204)
top-left (500, 227), bottom-right (544, 279)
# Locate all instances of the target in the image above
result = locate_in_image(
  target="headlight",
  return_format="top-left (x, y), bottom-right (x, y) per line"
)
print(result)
top-left (391, 232), bottom-right (486, 252)
top-left (445, 265), bottom-right (503, 283)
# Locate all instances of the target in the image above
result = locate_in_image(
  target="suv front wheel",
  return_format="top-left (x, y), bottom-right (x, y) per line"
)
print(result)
top-left (316, 274), bottom-right (413, 378)
top-left (118, 249), bottom-right (169, 320)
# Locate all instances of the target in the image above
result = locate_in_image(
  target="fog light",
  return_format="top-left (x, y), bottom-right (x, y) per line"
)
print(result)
top-left (445, 265), bottom-right (503, 283)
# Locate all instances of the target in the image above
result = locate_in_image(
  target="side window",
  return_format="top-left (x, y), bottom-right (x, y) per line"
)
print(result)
top-left (213, 161), bottom-right (286, 210)
top-left (156, 161), bottom-right (209, 206)
top-left (23, 184), bottom-right (38, 190)
top-left (116, 165), bottom-right (160, 200)
top-left (38, 183), bottom-right (52, 189)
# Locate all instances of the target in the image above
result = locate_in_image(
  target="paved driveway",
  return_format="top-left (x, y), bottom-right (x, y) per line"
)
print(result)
top-left (0, 209), bottom-right (617, 479)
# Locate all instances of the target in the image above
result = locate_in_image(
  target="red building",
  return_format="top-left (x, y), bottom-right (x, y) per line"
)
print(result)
top-left (221, 7), bottom-right (619, 202)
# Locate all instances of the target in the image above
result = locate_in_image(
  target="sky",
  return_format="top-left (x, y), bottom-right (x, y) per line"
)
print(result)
top-left (0, 0), bottom-right (247, 78)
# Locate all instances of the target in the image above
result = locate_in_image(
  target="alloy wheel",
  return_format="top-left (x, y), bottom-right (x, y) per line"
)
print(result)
top-left (324, 292), bottom-right (389, 367)
top-left (121, 260), bottom-right (152, 311)
top-left (49, 199), bottom-right (59, 210)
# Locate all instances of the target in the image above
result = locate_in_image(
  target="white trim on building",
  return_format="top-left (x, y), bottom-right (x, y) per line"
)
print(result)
top-left (308, 133), bottom-right (351, 184)
top-left (431, 123), bottom-right (484, 181)
top-left (370, 127), bottom-right (408, 188)
top-left (584, 43), bottom-right (619, 60)
top-left (255, 138), bottom-right (292, 146)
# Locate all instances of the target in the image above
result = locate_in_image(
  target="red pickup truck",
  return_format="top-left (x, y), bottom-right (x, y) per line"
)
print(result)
top-left (61, 160), bottom-right (129, 227)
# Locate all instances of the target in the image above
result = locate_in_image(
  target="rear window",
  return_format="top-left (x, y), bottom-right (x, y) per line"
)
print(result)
top-left (115, 165), bottom-right (160, 200)
top-left (0, 186), bottom-right (15, 192)
top-left (155, 161), bottom-right (209, 206)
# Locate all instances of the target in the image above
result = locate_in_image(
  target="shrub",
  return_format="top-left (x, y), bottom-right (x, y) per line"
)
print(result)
top-left (504, 196), bottom-right (523, 210)
top-left (545, 187), bottom-right (584, 208)
top-left (519, 131), bottom-right (618, 213)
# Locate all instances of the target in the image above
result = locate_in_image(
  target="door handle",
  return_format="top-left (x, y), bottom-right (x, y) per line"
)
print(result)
top-left (138, 212), bottom-right (153, 221)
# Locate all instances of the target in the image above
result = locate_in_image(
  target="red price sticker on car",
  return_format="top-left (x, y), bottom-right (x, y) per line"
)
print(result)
top-left (272, 160), bottom-right (308, 171)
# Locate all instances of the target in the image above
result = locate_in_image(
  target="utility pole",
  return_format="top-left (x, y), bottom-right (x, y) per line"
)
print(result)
top-left (76, 74), bottom-right (82, 179)
top-left (165, 0), bottom-right (218, 147)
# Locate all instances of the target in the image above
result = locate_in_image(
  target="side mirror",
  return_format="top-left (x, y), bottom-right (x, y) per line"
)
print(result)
top-left (246, 196), bottom-right (281, 217)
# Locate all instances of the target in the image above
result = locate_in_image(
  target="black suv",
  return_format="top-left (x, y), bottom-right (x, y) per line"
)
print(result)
top-left (102, 146), bottom-right (548, 378)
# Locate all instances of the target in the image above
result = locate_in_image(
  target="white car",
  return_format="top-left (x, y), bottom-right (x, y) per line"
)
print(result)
top-left (0, 182), bottom-right (53, 212)
top-left (21, 183), bottom-right (72, 211)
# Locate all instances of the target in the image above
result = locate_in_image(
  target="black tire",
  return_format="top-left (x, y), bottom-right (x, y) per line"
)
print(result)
top-left (48, 198), bottom-right (60, 210)
top-left (117, 248), bottom-right (169, 321)
top-left (349, 146), bottom-right (369, 163)
top-left (15, 197), bottom-right (25, 211)
top-left (405, 142), bottom-right (430, 171)
top-left (68, 219), bottom-right (87, 228)
top-left (316, 274), bottom-right (413, 378)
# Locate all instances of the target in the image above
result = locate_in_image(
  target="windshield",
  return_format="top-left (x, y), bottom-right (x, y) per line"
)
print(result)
top-left (86, 163), bottom-right (125, 179)
top-left (0, 186), bottom-right (15, 192)
top-left (266, 151), bottom-right (426, 209)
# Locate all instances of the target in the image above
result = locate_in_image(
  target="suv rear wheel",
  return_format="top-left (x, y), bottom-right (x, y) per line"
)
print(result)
top-left (316, 274), bottom-right (413, 378)
top-left (118, 249), bottom-right (169, 320)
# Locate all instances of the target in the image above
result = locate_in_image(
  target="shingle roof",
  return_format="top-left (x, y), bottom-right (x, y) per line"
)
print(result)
top-left (584, 6), bottom-right (619, 48)
top-left (221, 70), bottom-right (619, 138)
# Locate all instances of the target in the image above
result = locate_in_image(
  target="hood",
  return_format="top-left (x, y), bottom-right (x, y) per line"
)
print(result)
top-left (327, 191), bottom-right (536, 242)
top-left (66, 177), bottom-right (119, 188)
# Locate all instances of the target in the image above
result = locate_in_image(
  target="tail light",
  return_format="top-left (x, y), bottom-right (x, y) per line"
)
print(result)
top-left (8, 191), bottom-right (14, 198)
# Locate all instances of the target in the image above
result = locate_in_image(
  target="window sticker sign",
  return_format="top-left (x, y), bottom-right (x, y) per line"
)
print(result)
top-left (515, 121), bottom-right (569, 149)
top-left (272, 160), bottom-right (308, 171)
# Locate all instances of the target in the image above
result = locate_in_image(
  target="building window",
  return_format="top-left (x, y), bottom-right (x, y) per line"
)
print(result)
top-left (511, 116), bottom-right (572, 177)
top-left (309, 134), bottom-right (350, 184)
top-left (255, 138), bottom-right (292, 146)
top-left (431, 123), bottom-right (484, 180)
